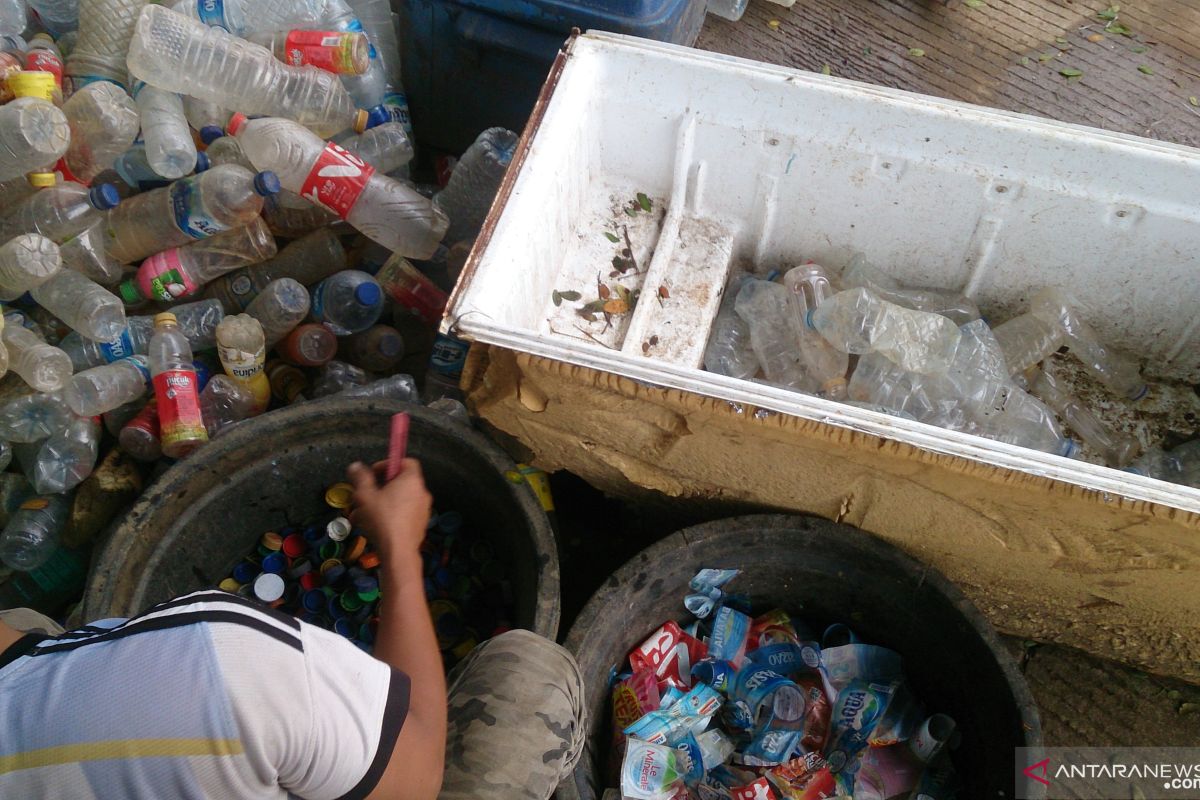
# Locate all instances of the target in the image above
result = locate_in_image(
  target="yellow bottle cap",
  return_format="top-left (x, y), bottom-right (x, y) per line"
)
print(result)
top-left (7, 71), bottom-right (56, 101)
top-left (154, 312), bottom-right (178, 326)
top-left (324, 482), bottom-right (354, 509)
top-left (260, 531), bottom-right (283, 551)
top-left (352, 108), bottom-right (368, 134)
top-left (218, 578), bottom-right (242, 593)
top-left (27, 172), bottom-right (56, 188)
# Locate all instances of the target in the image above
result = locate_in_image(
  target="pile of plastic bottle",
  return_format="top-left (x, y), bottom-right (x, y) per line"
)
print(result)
top-left (0, 0), bottom-right (520, 577)
top-left (612, 570), bottom-right (957, 800)
top-left (218, 481), bottom-right (514, 669)
top-left (703, 259), bottom-right (1199, 489)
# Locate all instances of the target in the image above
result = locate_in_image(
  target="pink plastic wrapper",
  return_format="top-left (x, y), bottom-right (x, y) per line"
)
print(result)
top-left (852, 744), bottom-right (923, 800)
top-left (731, 777), bottom-right (777, 800)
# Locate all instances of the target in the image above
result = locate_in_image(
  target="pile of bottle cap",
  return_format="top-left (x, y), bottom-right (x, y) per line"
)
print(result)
top-left (218, 480), bottom-right (514, 668)
top-left (0, 0), bottom-right (518, 579)
top-left (611, 570), bottom-right (959, 800)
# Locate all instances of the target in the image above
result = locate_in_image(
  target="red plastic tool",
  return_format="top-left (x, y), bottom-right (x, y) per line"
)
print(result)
top-left (386, 412), bottom-right (410, 481)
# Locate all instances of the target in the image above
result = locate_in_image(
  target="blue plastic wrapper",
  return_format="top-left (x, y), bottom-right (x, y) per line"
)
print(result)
top-left (731, 664), bottom-right (807, 734)
top-left (746, 641), bottom-right (821, 677)
top-left (626, 682), bottom-right (724, 744)
top-left (739, 727), bottom-right (803, 766)
top-left (824, 679), bottom-right (897, 775)
top-left (689, 568), bottom-right (740, 593)
top-left (691, 657), bottom-right (736, 694)
top-left (820, 643), bottom-right (902, 694)
top-left (709, 606), bottom-right (752, 665)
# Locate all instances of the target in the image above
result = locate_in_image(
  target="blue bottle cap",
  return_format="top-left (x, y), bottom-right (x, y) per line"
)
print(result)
top-left (253, 171), bottom-right (282, 196)
top-left (303, 525), bottom-right (323, 543)
top-left (89, 183), bottom-right (120, 210)
top-left (261, 552), bottom-right (287, 574)
top-left (194, 151), bottom-right (210, 173)
top-left (200, 125), bottom-right (224, 145)
top-left (302, 589), bottom-right (326, 614)
top-left (378, 332), bottom-right (401, 357)
top-left (327, 596), bottom-right (348, 619)
top-left (353, 575), bottom-right (378, 594)
top-left (232, 561), bottom-right (260, 584)
top-left (354, 281), bottom-right (381, 307)
top-left (334, 618), bottom-right (355, 638)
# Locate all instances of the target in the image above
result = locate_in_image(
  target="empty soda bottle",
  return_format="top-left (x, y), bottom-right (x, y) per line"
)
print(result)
top-left (783, 264), bottom-right (850, 399)
top-left (0, 97), bottom-right (71, 182)
top-left (60, 298), bottom-right (225, 370)
top-left (64, 354), bottom-right (150, 416)
top-left (62, 82), bottom-right (141, 183)
top-left (310, 270), bottom-right (383, 335)
top-left (245, 277), bottom-right (310, 346)
top-left (25, 0), bottom-right (76, 36)
top-left (183, 95), bottom-right (230, 142)
top-left (199, 374), bottom-right (255, 437)
top-left (339, 121), bottom-right (413, 174)
top-left (227, 115), bottom-right (447, 258)
top-left (841, 254), bottom-right (981, 326)
top-left (215, 314), bottom-right (270, 412)
top-left (0, 185), bottom-right (121, 255)
top-left (0, 390), bottom-right (71, 443)
top-left (67, 0), bottom-right (148, 84)
top-left (119, 217), bottom-right (277, 304)
top-left (203, 226), bottom-right (345, 312)
top-left (375, 254), bottom-right (448, 325)
top-left (0, 233), bottom-right (62, 301)
top-left (104, 164), bottom-right (280, 264)
top-left (172, 0), bottom-right (325, 37)
top-left (311, 360), bottom-right (368, 397)
top-left (811, 286), bottom-right (962, 375)
top-left (115, 142), bottom-right (208, 191)
top-left (24, 34), bottom-right (65, 94)
top-left (149, 311), bottom-right (208, 457)
top-left (1, 321), bottom-right (73, 393)
top-left (340, 324), bottom-right (403, 372)
top-left (1026, 367), bottom-right (1138, 467)
top-left (247, 29), bottom-right (369, 75)
top-left (433, 127), bottom-right (519, 245)
top-left (128, 6), bottom-right (364, 137)
top-left (118, 400), bottom-right (161, 461)
top-left (30, 269), bottom-right (126, 342)
top-left (0, 494), bottom-right (70, 571)
top-left (1127, 440), bottom-right (1200, 488)
top-left (733, 278), bottom-right (811, 391)
top-left (33, 414), bottom-right (101, 494)
top-left (278, 323), bottom-right (337, 367)
top-left (132, 81), bottom-right (196, 180)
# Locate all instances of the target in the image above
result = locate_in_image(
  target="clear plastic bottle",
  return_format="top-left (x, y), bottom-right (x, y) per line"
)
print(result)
top-left (203, 226), bottom-right (345, 312)
top-left (172, 0), bottom-right (325, 36)
top-left (0, 182), bottom-right (120, 244)
top-left (338, 121), bottom-right (413, 174)
top-left (66, 0), bottom-right (148, 84)
top-left (26, 0), bottom-right (77, 36)
top-left (198, 374), bottom-right (255, 437)
top-left (427, 397), bottom-right (469, 424)
top-left (361, 89), bottom-right (413, 145)
top-left (104, 164), bottom-right (280, 264)
top-left (228, 115), bottom-right (448, 258)
top-left (246, 29), bottom-right (369, 75)
top-left (0, 494), bottom-right (70, 571)
top-left (33, 414), bottom-right (100, 493)
top-left (128, 5), bottom-right (364, 137)
top-left (61, 81), bottom-right (140, 184)
top-left (118, 400), bottom-right (160, 461)
top-left (148, 311), bottom-right (208, 457)
top-left (0, 389), bottom-right (71, 443)
top-left (1127, 440), bottom-right (1200, 488)
top-left (24, 35), bottom-right (65, 94)
top-left (114, 142), bottom-right (208, 191)
top-left (0, 0), bottom-right (23, 36)
top-left (1, 323), bottom-right (73, 392)
top-left (311, 359), bottom-right (368, 397)
top-left (706, 0), bottom-right (747, 21)
top-left (215, 313), bottom-right (270, 412)
top-left (422, 331), bottom-right (465, 403)
top-left (811, 286), bottom-right (962, 375)
top-left (341, 373), bottom-right (418, 401)
top-left (183, 96), bottom-right (230, 141)
top-left (732, 278), bottom-right (811, 391)
top-left (703, 274), bottom-right (756, 380)
top-left (119, 217), bottom-right (277, 305)
top-left (841, 253), bottom-right (980, 326)
top-left (30, 269), bottom-right (126, 342)
top-left (132, 81), bottom-right (196, 181)
top-left (782, 264), bottom-right (850, 399)
top-left (0, 233), bottom-right (62, 301)
top-left (245, 277), bottom-right (310, 346)
top-left (433, 127), bottom-right (519, 245)
top-left (1030, 288), bottom-right (1147, 401)
top-left (0, 175), bottom-right (41, 216)
top-left (309, 269), bottom-right (383, 335)
top-left (278, 323), bottom-right (337, 367)
top-left (60, 298), bottom-right (224, 370)
top-left (64, 354), bottom-right (150, 416)
top-left (1026, 367), bottom-right (1138, 467)
top-left (340, 324), bottom-right (403, 372)
top-left (991, 312), bottom-right (1064, 376)
top-left (59, 221), bottom-right (123, 287)
top-left (848, 352), bottom-right (959, 427)
top-left (0, 97), bottom-right (71, 182)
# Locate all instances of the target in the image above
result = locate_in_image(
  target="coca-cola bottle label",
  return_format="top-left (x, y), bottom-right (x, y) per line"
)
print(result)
top-left (138, 249), bottom-right (198, 302)
top-left (25, 51), bottom-right (63, 87)
top-left (300, 142), bottom-right (375, 218)
top-left (153, 369), bottom-right (207, 448)
top-left (171, 179), bottom-right (230, 239)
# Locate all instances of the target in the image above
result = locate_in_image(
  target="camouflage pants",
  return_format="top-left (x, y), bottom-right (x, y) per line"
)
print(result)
top-left (440, 629), bottom-right (587, 800)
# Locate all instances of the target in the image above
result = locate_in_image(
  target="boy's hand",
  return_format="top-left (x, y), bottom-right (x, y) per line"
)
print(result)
top-left (346, 458), bottom-right (432, 573)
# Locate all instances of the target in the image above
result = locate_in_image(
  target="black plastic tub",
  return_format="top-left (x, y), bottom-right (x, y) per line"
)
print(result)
top-left (559, 514), bottom-right (1041, 800)
top-left (83, 397), bottom-right (560, 641)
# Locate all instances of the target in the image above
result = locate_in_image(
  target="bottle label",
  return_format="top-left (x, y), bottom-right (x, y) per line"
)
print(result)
top-left (153, 369), bottom-right (208, 449)
top-left (310, 282), bottom-right (328, 322)
top-left (217, 343), bottom-right (266, 382)
top-left (283, 30), bottom-right (347, 71)
top-left (138, 248), bottom-right (198, 302)
top-left (429, 333), bottom-right (469, 378)
top-left (197, 0), bottom-right (230, 30)
top-left (99, 328), bottom-right (135, 363)
top-left (19, 498), bottom-right (49, 511)
top-left (170, 178), bottom-right (229, 240)
top-left (127, 355), bottom-right (152, 384)
top-left (299, 142), bottom-right (375, 219)
top-left (382, 92), bottom-right (414, 137)
top-left (25, 50), bottom-right (64, 88)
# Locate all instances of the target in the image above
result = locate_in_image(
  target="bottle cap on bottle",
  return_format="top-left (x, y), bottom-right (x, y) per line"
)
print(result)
top-left (253, 171), bottom-right (281, 196)
top-left (194, 151), bottom-right (211, 173)
top-left (253, 573), bottom-right (285, 603)
top-left (351, 108), bottom-right (368, 134)
top-left (226, 113), bottom-right (248, 136)
top-left (119, 280), bottom-right (145, 306)
top-left (27, 172), bottom-right (55, 188)
top-left (89, 183), bottom-right (120, 210)
top-left (364, 104), bottom-right (388, 131)
top-left (200, 125), bottom-right (224, 145)
top-left (378, 331), bottom-right (402, 357)
top-left (354, 281), bottom-right (381, 308)
top-left (153, 312), bottom-right (178, 328)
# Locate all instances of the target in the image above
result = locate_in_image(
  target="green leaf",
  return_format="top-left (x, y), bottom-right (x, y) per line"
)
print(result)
top-left (552, 290), bottom-right (562, 307)
top-left (1038, 53), bottom-right (1056, 62)
top-left (1097, 5), bottom-right (1118, 20)
top-left (603, 231), bottom-right (619, 243)
top-left (1059, 67), bottom-right (1083, 78)
top-left (580, 299), bottom-right (608, 313)
top-left (862, 46), bottom-right (872, 56)
top-left (1137, 64), bottom-right (1154, 75)
top-left (1105, 21), bottom-right (1131, 35)
top-left (1019, 56), bottom-right (1031, 66)
top-left (963, 0), bottom-right (984, 7)
top-left (908, 47), bottom-right (925, 57)
top-left (636, 192), bottom-right (652, 212)
top-left (1055, 36), bottom-right (1068, 44)
top-left (1131, 45), bottom-right (1148, 53)
top-left (1190, 96), bottom-right (1199, 107)
top-left (558, 290), bottom-right (582, 302)
top-left (820, 63), bottom-right (831, 75)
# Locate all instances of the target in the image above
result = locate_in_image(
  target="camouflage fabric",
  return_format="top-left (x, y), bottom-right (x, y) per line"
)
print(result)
top-left (0, 608), bottom-right (64, 636)
top-left (440, 629), bottom-right (587, 800)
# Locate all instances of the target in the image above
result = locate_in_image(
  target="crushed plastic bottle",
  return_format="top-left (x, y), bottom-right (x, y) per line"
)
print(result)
top-left (30, 269), bottom-right (126, 342)
top-left (0, 97), bottom-right (71, 182)
top-left (1030, 288), bottom-right (1147, 401)
top-left (339, 373), bottom-right (418, 402)
top-left (67, 0), bottom-right (148, 84)
top-left (199, 374), bottom-right (255, 437)
top-left (0, 182), bottom-right (120, 244)
top-left (991, 311), bottom-right (1064, 376)
top-left (132, 81), bottom-right (196, 181)
top-left (33, 414), bottom-right (101, 494)
top-left (64, 355), bottom-right (150, 416)
top-left (128, 5), bottom-right (365, 137)
top-left (228, 114), bottom-right (447, 258)
top-left (0, 494), bottom-right (70, 571)
top-left (61, 81), bottom-right (140, 183)
top-left (245, 277), bottom-right (310, 346)
top-left (733, 278), bottom-right (811, 391)
top-left (26, 0), bottom-right (77, 37)
top-left (1026, 367), bottom-right (1138, 467)
top-left (1127, 440), bottom-right (1200, 488)
top-left (203, 226), bottom-right (345, 312)
top-left (309, 359), bottom-right (369, 397)
top-left (149, 311), bottom-right (208, 457)
top-left (433, 127), bottom-right (519, 245)
top-left (0, 233), bottom-right (62, 301)
top-left (339, 121), bottom-right (413, 174)
top-left (60, 299), bottom-right (224, 370)
top-left (1, 320), bottom-right (73, 392)
top-left (703, 273), bottom-right (757, 381)
top-left (782, 264), bottom-right (850, 400)
top-left (309, 269), bottom-right (383, 335)
top-left (842, 253), bottom-right (980, 326)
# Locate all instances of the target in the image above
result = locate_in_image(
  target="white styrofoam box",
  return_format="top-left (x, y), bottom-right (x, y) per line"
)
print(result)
top-left (447, 32), bottom-right (1200, 513)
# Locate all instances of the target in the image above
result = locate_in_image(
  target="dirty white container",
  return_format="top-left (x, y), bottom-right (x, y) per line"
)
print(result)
top-left (447, 32), bottom-right (1200, 514)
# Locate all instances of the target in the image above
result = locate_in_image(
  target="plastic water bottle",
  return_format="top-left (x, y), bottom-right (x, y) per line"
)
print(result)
top-left (0, 97), bottom-right (71, 182)
top-left (341, 373), bottom-right (419, 401)
top-left (841, 254), bottom-right (981, 325)
top-left (309, 269), bottom-right (383, 335)
top-left (0, 0), bottom-right (24, 35)
top-left (60, 299), bottom-right (224, 370)
top-left (811, 287), bottom-right (961, 375)
top-left (0, 182), bottom-right (120, 244)
top-left (64, 355), bottom-right (150, 416)
top-left (361, 90), bottom-right (413, 145)
top-left (246, 29), bottom-right (369, 75)
top-left (104, 164), bottom-right (280, 264)
top-left (119, 217), bottom-right (277, 305)
top-left (732, 278), bottom-right (811, 391)
top-left (0, 494), bottom-right (70, 570)
top-left (131, 82), bottom-right (196, 181)
top-left (433, 127), bottom-right (519, 245)
top-left (311, 359), bottom-right (368, 397)
top-left (148, 311), bottom-right (208, 457)
top-left (33, 414), bottom-right (101, 493)
top-left (30, 269), bottom-right (126, 342)
top-left (0, 390), bottom-right (71, 443)
top-left (203, 226), bottom-right (345, 312)
top-left (278, 323), bottom-right (337, 367)
top-left (171, 0), bottom-right (325, 36)
top-left (0, 233), bottom-right (62, 301)
top-left (848, 352), bottom-right (957, 427)
top-left (782, 264), bottom-right (850, 399)
top-left (339, 121), bottom-right (413, 174)
top-left (1029, 288), bottom-right (1146, 401)
top-left (1026, 367), bottom-right (1138, 467)
top-left (114, 143), bottom-right (208, 191)
top-left (703, 274), bottom-right (757, 380)
top-left (1127, 441), bottom-right (1200, 488)
top-left (183, 96), bottom-right (230, 140)
top-left (62, 82), bottom-right (140, 184)
top-left (227, 115), bottom-right (448, 258)
top-left (340, 324), bottom-right (403, 372)
top-left (199, 374), bottom-right (255, 436)
top-left (1, 322), bottom-right (73, 393)
top-left (66, 0), bottom-right (148, 84)
top-left (0, 175), bottom-right (41, 216)
top-left (991, 312), bottom-right (1064, 376)
top-left (245, 277), bottom-right (310, 346)
top-left (128, 5), bottom-right (365, 137)
top-left (215, 313), bottom-right (270, 412)
top-left (26, 0), bottom-right (77, 36)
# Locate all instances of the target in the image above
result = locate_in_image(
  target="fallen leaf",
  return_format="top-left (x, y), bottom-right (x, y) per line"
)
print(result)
top-left (579, 299), bottom-right (607, 314)
top-left (636, 192), bottom-right (652, 212)
top-left (558, 290), bottom-right (581, 302)
top-left (1086, 33), bottom-right (1104, 43)
top-left (1055, 36), bottom-right (1068, 44)
top-left (963, 0), bottom-right (984, 7)
top-left (598, 283), bottom-right (611, 299)
top-left (603, 298), bottom-right (630, 315)
top-left (1097, 5), bottom-right (1119, 21)
top-left (1059, 67), bottom-right (1083, 78)
top-left (658, 285), bottom-right (670, 300)
top-left (1190, 96), bottom-right (1199, 107)
top-left (649, 335), bottom-right (659, 346)
top-left (1137, 64), bottom-right (1154, 75)
top-left (614, 284), bottom-right (633, 306)
top-left (767, 18), bottom-right (780, 30)
top-left (1019, 56), bottom-right (1031, 66)
top-left (1038, 53), bottom-right (1056, 62)
top-left (623, 207), bottom-right (636, 217)
top-left (820, 63), bottom-right (831, 75)
top-left (603, 231), bottom-right (620, 243)
top-left (1131, 45), bottom-right (1148, 53)
top-left (908, 47), bottom-right (925, 57)
top-left (552, 290), bottom-right (562, 307)
top-left (1105, 21), bottom-right (1132, 35)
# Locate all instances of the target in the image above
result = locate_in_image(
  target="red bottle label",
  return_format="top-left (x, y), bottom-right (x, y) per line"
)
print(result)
top-left (138, 249), bottom-right (198, 302)
top-left (25, 51), bottom-right (64, 88)
top-left (283, 30), bottom-right (344, 71)
top-left (299, 142), bottom-right (375, 219)
top-left (153, 369), bottom-right (208, 450)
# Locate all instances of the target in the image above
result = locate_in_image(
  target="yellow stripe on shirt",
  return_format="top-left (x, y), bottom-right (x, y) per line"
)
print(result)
top-left (0, 738), bottom-right (245, 775)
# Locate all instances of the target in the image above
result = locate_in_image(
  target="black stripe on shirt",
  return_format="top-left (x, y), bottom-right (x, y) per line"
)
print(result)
top-left (336, 668), bottom-right (412, 800)
top-left (30, 609), bottom-right (304, 656)
top-left (0, 633), bottom-right (48, 671)
top-left (141, 590), bottom-right (302, 630)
